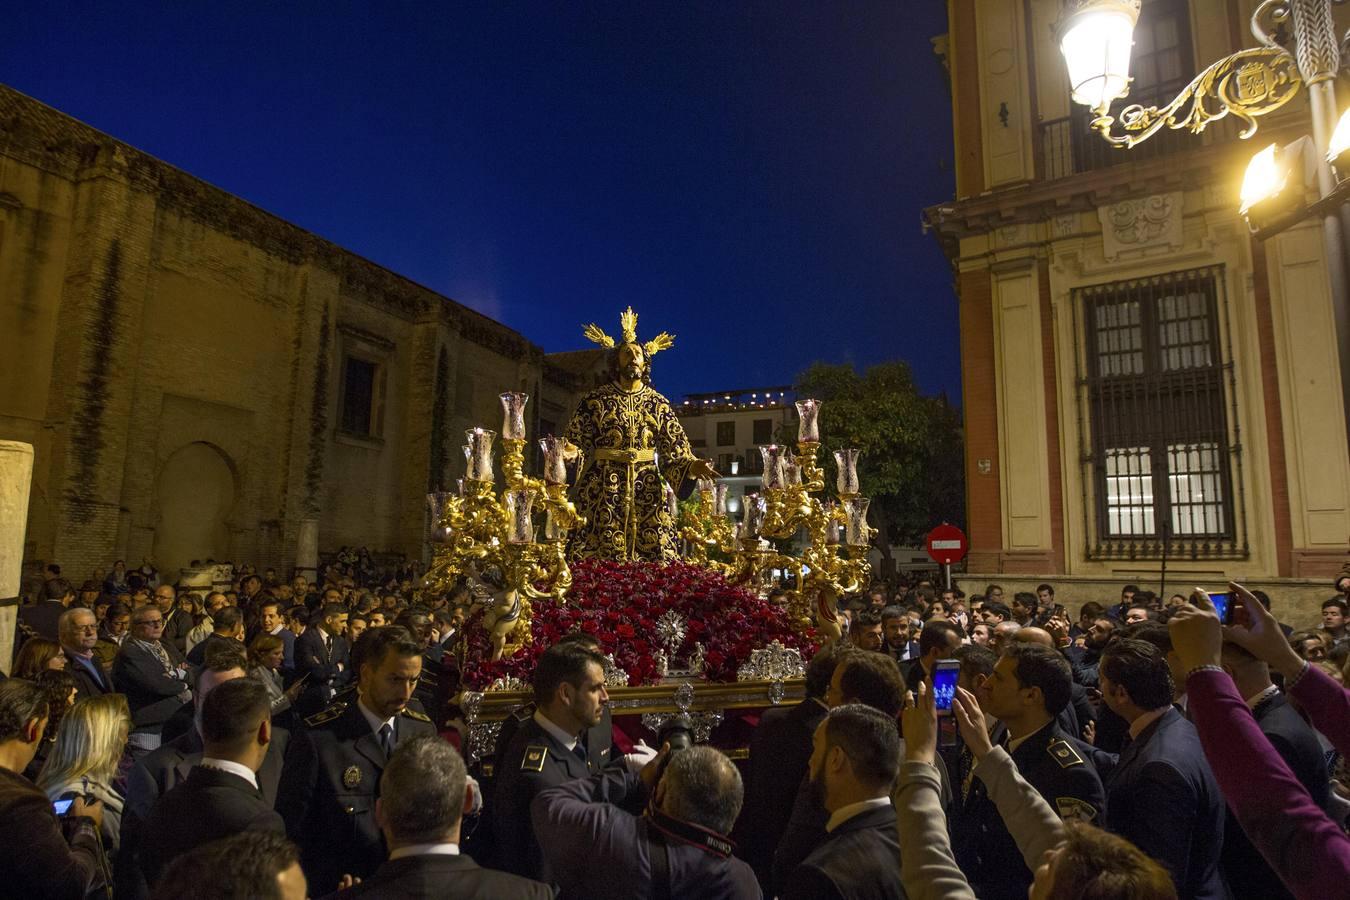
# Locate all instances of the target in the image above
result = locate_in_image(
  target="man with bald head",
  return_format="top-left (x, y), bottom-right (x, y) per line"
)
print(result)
top-left (989, 620), bottom-right (1021, 656)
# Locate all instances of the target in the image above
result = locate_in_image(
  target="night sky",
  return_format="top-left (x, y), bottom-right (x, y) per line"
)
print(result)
top-left (2, 2), bottom-right (958, 402)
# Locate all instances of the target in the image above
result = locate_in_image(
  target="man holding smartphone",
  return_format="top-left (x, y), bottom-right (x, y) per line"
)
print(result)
top-left (0, 679), bottom-right (108, 897)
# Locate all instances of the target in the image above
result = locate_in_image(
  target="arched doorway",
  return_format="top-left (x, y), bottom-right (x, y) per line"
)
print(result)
top-left (153, 442), bottom-right (236, 576)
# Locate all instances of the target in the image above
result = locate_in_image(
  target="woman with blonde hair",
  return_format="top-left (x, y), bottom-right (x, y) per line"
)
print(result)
top-left (12, 636), bottom-right (67, 678)
top-left (38, 693), bottom-right (131, 856)
top-left (248, 631), bottom-right (303, 721)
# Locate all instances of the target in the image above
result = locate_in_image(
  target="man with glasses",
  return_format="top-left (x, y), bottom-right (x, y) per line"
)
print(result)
top-left (113, 606), bottom-right (193, 758)
top-left (59, 607), bottom-right (114, 701)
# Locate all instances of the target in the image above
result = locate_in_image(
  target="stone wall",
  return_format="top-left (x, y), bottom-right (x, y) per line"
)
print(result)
top-left (0, 84), bottom-right (584, 583)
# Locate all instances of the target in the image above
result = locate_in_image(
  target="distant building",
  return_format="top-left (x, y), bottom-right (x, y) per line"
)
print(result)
top-left (0, 85), bottom-right (588, 579)
top-left (925, 0), bottom-right (1349, 617)
top-left (676, 387), bottom-right (795, 508)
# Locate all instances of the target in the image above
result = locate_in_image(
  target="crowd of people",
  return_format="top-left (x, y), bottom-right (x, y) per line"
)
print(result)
top-left (1, 555), bottom-right (1348, 899)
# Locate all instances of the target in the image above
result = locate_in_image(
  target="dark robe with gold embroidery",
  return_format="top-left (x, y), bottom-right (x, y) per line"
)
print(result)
top-left (564, 382), bottom-right (696, 561)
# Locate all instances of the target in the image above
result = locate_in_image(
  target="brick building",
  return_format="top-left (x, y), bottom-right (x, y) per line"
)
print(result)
top-left (925, 0), bottom-right (1350, 620)
top-left (0, 84), bottom-right (590, 580)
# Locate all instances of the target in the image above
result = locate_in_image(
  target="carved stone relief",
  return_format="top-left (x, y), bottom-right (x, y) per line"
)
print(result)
top-left (1097, 192), bottom-right (1184, 260)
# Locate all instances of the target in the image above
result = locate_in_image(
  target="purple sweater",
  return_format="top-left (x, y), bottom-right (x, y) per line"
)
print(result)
top-left (1186, 669), bottom-right (1349, 900)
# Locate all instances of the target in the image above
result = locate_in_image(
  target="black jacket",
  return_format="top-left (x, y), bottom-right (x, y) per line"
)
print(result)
top-left (781, 804), bottom-right (904, 900)
top-left (160, 607), bottom-right (195, 655)
top-left (531, 770), bottom-right (760, 900)
top-left (492, 713), bottom-right (615, 883)
top-left (324, 852), bottom-right (552, 900)
top-left (735, 698), bottom-right (827, 890)
top-left (1220, 691), bottom-right (1331, 900)
top-left (63, 649), bottom-right (114, 701)
top-left (276, 698), bottom-right (437, 890)
top-left (293, 627), bottom-right (351, 717)
top-left (140, 765), bottom-right (284, 886)
top-left (0, 766), bottom-right (106, 899)
top-left (953, 723), bottom-right (1106, 900)
top-left (112, 640), bottom-right (191, 732)
top-left (16, 600), bottom-right (67, 646)
top-left (184, 632), bottom-right (243, 668)
top-left (1105, 708), bottom-right (1228, 900)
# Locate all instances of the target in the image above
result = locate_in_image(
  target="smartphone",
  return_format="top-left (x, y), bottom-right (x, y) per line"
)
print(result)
top-left (52, 797), bottom-right (74, 815)
top-left (1205, 592), bottom-right (1232, 625)
top-left (933, 659), bottom-right (960, 716)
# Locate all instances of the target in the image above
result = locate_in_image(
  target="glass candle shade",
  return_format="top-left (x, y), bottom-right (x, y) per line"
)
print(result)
top-left (844, 496), bottom-right (871, 546)
top-left (834, 448), bottom-right (861, 495)
top-left (713, 483), bottom-right (729, 517)
top-left (783, 450), bottom-right (802, 487)
top-left (500, 392), bottom-right (529, 440)
top-left (505, 489), bottom-right (537, 544)
top-left (795, 398), bottom-right (821, 443)
top-left (743, 493), bottom-right (766, 537)
top-left (760, 445), bottom-right (785, 490)
top-left (544, 508), bottom-right (564, 541)
top-left (426, 492), bottom-right (454, 544)
top-left (696, 477), bottom-right (716, 495)
top-left (539, 435), bottom-right (569, 485)
top-left (466, 429), bottom-right (497, 482)
top-left (664, 483), bottom-right (679, 520)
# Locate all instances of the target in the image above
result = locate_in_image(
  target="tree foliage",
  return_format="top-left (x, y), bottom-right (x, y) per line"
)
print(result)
top-left (788, 361), bottom-right (964, 559)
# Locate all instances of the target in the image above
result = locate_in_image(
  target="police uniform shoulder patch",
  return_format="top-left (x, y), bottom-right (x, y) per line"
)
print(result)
top-left (401, 707), bottom-right (431, 723)
top-left (305, 701), bottom-right (348, 727)
top-left (521, 744), bottom-right (548, 772)
top-left (1055, 797), bottom-right (1097, 822)
top-left (1048, 738), bottom-right (1084, 768)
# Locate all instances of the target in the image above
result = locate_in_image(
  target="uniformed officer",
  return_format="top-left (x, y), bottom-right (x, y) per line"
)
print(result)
top-left (952, 644), bottom-right (1106, 900)
top-left (492, 641), bottom-right (613, 883)
top-left (275, 626), bottom-right (437, 891)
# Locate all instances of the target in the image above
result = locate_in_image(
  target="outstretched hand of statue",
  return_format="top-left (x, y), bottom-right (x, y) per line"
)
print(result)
top-left (689, 457), bottom-right (720, 482)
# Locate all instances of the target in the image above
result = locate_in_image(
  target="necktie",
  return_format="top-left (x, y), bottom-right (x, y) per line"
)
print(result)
top-left (572, 736), bottom-right (589, 764)
top-left (379, 722), bottom-right (395, 758)
top-left (325, 633), bottom-right (333, 657)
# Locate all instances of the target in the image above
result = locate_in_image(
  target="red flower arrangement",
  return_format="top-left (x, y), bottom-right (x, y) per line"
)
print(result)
top-left (458, 560), bottom-right (817, 688)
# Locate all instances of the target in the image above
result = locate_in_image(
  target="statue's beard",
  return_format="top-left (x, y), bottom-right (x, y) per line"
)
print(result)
top-left (624, 365), bottom-right (643, 380)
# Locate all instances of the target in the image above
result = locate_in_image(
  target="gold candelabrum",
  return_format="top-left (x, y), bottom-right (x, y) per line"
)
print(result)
top-left (680, 398), bottom-right (875, 645)
top-left (423, 392), bottom-right (586, 661)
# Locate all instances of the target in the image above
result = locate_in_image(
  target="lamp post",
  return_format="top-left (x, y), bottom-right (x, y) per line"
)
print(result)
top-left (1057, 0), bottom-right (1350, 443)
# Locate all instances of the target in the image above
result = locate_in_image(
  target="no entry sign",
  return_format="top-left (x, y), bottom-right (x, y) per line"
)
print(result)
top-left (925, 523), bottom-right (968, 565)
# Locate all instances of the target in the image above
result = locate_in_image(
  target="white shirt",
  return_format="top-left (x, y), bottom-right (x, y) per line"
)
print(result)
top-left (1244, 684), bottom-right (1280, 711)
top-left (1128, 706), bottom-right (1171, 741)
top-left (533, 709), bottom-right (580, 752)
top-left (825, 796), bottom-right (891, 833)
top-left (1006, 721), bottom-right (1053, 755)
top-left (358, 698), bottom-right (397, 740)
top-left (198, 757), bottom-right (258, 789)
top-left (389, 842), bottom-right (460, 860)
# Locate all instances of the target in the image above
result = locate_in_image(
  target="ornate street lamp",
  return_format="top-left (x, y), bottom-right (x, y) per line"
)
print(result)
top-left (1057, 0), bottom-right (1350, 439)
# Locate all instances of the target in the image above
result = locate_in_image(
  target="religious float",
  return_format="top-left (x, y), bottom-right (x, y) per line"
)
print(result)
top-left (423, 307), bottom-right (876, 766)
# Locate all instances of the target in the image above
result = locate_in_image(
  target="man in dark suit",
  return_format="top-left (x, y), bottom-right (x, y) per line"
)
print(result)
top-left (293, 602), bottom-right (351, 718)
top-left (493, 641), bottom-right (614, 883)
top-left (156, 584), bottom-right (195, 654)
top-left (185, 605), bottom-right (245, 667)
top-left (903, 619), bottom-right (963, 695)
top-left (1219, 641), bottom-right (1331, 900)
top-left (781, 704), bottom-right (904, 900)
top-left (1100, 639), bottom-right (1228, 900)
top-left (119, 647), bottom-right (289, 899)
top-left (533, 745), bottom-right (759, 900)
top-left (952, 645), bottom-right (1106, 900)
top-left (140, 678), bottom-right (285, 886)
top-left (114, 605), bottom-right (193, 754)
top-left (880, 606), bottom-right (919, 665)
top-left (277, 627), bottom-right (438, 890)
top-left (735, 645), bottom-right (837, 891)
top-left (330, 735), bottom-right (549, 899)
top-left (58, 607), bottom-right (114, 700)
top-left (16, 578), bottom-right (74, 648)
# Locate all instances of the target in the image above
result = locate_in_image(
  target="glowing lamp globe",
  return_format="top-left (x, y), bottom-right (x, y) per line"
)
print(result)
top-left (1057, 0), bottom-right (1141, 112)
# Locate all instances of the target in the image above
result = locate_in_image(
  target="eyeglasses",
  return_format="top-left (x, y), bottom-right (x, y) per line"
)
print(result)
top-left (134, 618), bottom-right (164, 627)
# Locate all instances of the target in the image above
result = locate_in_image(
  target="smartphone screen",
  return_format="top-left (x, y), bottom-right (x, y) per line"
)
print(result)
top-left (52, 798), bottom-right (74, 816)
top-left (1206, 592), bottom-right (1231, 624)
top-left (933, 661), bottom-right (960, 714)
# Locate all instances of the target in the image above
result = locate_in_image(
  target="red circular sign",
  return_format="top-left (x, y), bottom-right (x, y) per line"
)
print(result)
top-left (925, 523), bottom-right (968, 565)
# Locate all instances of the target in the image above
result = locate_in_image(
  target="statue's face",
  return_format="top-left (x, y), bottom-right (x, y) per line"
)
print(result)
top-left (617, 343), bottom-right (646, 381)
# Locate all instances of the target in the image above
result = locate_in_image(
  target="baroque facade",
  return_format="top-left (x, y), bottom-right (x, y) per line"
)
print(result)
top-left (0, 84), bottom-right (588, 579)
top-left (927, 0), bottom-right (1350, 618)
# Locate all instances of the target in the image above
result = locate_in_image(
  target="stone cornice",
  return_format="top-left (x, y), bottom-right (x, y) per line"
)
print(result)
top-left (0, 83), bottom-right (544, 358)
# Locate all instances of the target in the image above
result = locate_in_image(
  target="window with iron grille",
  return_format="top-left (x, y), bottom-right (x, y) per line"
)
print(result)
top-left (716, 421), bottom-right (736, 446)
top-left (1076, 264), bottom-right (1247, 559)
